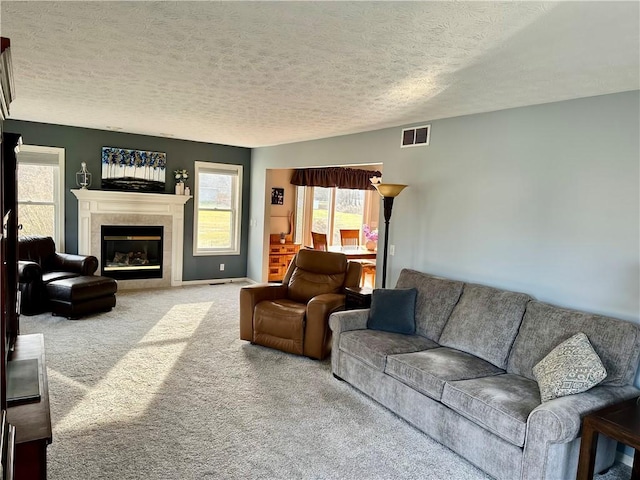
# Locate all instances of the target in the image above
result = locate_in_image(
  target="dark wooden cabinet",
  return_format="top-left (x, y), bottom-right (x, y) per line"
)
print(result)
top-left (0, 36), bottom-right (17, 480)
top-left (2, 132), bottom-right (50, 480)
top-left (2, 132), bottom-right (20, 360)
top-left (6, 335), bottom-right (51, 480)
top-left (1, 37), bottom-right (51, 480)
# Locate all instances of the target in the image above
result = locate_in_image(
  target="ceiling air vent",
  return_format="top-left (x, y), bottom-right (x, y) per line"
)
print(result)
top-left (401, 124), bottom-right (430, 148)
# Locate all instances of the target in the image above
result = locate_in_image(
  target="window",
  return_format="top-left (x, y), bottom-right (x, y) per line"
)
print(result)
top-left (295, 185), bottom-right (378, 247)
top-left (17, 145), bottom-right (65, 249)
top-left (193, 161), bottom-right (242, 255)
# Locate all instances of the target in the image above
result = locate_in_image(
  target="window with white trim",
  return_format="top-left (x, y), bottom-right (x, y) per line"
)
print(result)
top-left (193, 161), bottom-right (242, 256)
top-left (17, 145), bottom-right (65, 249)
top-left (294, 185), bottom-right (378, 247)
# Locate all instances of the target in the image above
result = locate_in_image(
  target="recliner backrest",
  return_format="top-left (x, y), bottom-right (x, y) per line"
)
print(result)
top-left (18, 236), bottom-right (57, 272)
top-left (286, 249), bottom-right (347, 304)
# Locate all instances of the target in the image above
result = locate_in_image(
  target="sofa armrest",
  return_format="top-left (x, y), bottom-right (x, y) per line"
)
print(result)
top-left (18, 260), bottom-right (42, 283)
top-left (521, 384), bottom-right (640, 480)
top-left (239, 283), bottom-right (288, 341)
top-left (329, 309), bottom-right (369, 335)
top-left (526, 384), bottom-right (640, 444)
top-left (329, 309), bottom-right (370, 377)
top-left (52, 253), bottom-right (99, 275)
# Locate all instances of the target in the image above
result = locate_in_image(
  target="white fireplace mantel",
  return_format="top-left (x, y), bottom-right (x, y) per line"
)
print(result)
top-left (71, 189), bottom-right (191, 286)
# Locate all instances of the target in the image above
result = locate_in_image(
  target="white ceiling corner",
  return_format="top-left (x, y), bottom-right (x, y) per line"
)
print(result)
top-left (1, 1), bottom-right (638, 148)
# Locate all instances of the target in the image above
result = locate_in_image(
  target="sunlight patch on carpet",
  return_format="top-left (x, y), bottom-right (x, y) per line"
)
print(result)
top-left (54, 301), bottom-right (212, 434)
top-left (47, 369), bottom-right (91, 394)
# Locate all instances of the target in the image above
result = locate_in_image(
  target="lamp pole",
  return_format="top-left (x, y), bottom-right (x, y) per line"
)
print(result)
top-left (381, 196), bottom-right (395, 288)
top-left (372, 182), bottom-right (407, 289)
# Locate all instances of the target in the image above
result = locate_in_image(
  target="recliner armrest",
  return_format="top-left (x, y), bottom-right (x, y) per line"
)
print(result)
top-left (18, 260), bottom-right (43, 283)
top-left (307, 293), bottom-right (346, 321)
top-left (304, 293), bottom-right (346, 359)
top-left (239, 283), bottom-right (288, 341)
top-left (51, 253), bottom-right (99, 275)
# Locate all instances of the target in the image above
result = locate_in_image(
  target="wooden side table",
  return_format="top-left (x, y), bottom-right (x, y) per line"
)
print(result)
top-left (576, 397), bottom-right (640, 480)
top-left (345, 287), bottom-right (372, 310)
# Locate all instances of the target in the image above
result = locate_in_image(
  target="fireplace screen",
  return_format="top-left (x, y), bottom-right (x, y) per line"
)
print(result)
top-left (101, 225), bottom-right (163, 280)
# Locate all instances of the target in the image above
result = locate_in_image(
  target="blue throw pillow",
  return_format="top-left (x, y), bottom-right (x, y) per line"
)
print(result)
top-left (367, 288), bottom-right (417, 335)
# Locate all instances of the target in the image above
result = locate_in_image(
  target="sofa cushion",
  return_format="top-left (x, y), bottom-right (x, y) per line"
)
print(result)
top-left (367, 288), bottom-right (417, 335)
top-left (339, 330), bottom-right (437, 371)
top-left (395, 269), bottom-right (464, 342)
top-left (438, 283), bottom-right (531, 369)
top-left (385, 347), bottom-right (504, 401)
top-left (532, 332), bottom-right (607, 402)
top-left (18, 235), bottom-right (56, 270)
top-left (442, 374), bottom-right (541, 447)
top-left (507, 301), bottom-right (640, 386)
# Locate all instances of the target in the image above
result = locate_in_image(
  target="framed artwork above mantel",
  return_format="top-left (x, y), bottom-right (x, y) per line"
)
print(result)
top-left (101, 147), bottom-right (166, 192)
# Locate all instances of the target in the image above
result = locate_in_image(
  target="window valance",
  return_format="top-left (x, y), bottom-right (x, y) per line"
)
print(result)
top-left (290, 167), bottom-right (382, 190)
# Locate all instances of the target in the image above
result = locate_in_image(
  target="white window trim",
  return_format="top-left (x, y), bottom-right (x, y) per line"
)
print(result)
top-left (192, 161), bottom-right (242, 256)
top-left (17, 145), bottom-right (65, 250)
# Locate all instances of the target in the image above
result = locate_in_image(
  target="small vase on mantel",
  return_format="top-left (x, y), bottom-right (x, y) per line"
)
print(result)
top-left (175, 183), bottom-right (184, 195)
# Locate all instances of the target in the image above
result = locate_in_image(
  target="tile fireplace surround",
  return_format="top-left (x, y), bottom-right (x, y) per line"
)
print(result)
top-left (71, 189), bottom-right (191, 289)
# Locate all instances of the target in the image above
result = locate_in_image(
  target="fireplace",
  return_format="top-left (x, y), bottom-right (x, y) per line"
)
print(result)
top-left (73, 189), bottom-right (191, 288)
top-left (101, 225), bottom-right (164, 280)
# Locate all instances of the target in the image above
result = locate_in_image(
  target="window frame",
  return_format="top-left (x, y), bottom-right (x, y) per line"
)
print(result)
top-left (192, 161), bottom-right (243, 256)
top-left (295, 185), bottom-right (377, 247)
top-left (16, 145), bottom-right (66, 250)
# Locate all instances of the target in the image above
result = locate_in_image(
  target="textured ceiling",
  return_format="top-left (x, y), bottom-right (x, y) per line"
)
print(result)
top-left (1, 1), bottom-right (638, 148)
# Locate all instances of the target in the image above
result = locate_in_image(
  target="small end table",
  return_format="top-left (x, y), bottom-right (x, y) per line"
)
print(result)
top-left (576, 397), bottom-right (640, 480)
top-left (345, 287), bottom-right (373, 310)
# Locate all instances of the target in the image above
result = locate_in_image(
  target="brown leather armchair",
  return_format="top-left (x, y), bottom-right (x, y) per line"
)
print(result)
top-left (240, 249), bottom-right (362, 360)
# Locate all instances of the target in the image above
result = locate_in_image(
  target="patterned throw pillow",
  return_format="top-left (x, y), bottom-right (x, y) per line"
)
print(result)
top-left (533, 332), bottom-right (607, 402)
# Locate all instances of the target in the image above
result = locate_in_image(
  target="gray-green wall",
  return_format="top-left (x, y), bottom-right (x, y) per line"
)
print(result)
top-left (5, 120), bottom-right (252, 281)
top-left (251, 91), bottom-right (640, 323)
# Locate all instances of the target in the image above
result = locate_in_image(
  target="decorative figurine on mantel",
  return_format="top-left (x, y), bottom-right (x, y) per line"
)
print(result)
top-left (76, 162), bottom-right (92, 189)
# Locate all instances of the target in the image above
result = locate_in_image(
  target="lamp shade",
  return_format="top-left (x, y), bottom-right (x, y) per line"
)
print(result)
top-left (373, 183), bottom-right (407, 198)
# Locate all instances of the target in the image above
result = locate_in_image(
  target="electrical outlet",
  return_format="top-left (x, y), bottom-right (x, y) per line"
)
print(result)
top-left (220, 263), bottom-right (225, 271)
top-left (389, 245), bottom-right (395, 256)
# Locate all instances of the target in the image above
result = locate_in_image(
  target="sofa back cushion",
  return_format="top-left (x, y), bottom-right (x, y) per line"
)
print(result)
top-left (395, 269), bottom-right (463, 342)
top-left (438, 283), bottom-right (531, 369)
top-left (507, 301), bottom-right (640, 386)
top-left (18, 235), bottom-right (57, 271)
top-left (287, 249), bottom-right (347, 304)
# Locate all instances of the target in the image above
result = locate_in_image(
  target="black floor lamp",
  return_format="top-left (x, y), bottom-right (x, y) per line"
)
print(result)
top-left (372, 182), bottom-right (407, 288)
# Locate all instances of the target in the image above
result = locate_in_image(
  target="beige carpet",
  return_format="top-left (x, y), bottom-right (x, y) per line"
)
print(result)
top-left (19, 283), bottom-right (632, 479)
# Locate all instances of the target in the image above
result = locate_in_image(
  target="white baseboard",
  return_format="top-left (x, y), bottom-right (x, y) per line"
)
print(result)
top-left (179, 277), bottom-right (253, 286)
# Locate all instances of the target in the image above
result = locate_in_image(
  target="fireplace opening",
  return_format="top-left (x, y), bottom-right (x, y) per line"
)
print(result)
top-left (101, 225), bottom-right (163, 280)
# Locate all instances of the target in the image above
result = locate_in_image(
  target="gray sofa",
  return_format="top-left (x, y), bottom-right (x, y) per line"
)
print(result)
top-left (329, 269), bottom-right (640, 480)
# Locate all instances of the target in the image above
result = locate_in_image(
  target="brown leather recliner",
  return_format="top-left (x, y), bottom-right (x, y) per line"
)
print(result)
top-left (240, 249), bottom-right (362, 360)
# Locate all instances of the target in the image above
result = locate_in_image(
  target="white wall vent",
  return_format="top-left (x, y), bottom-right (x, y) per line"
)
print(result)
top-left (401, 124), bottom-right (430, 148)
